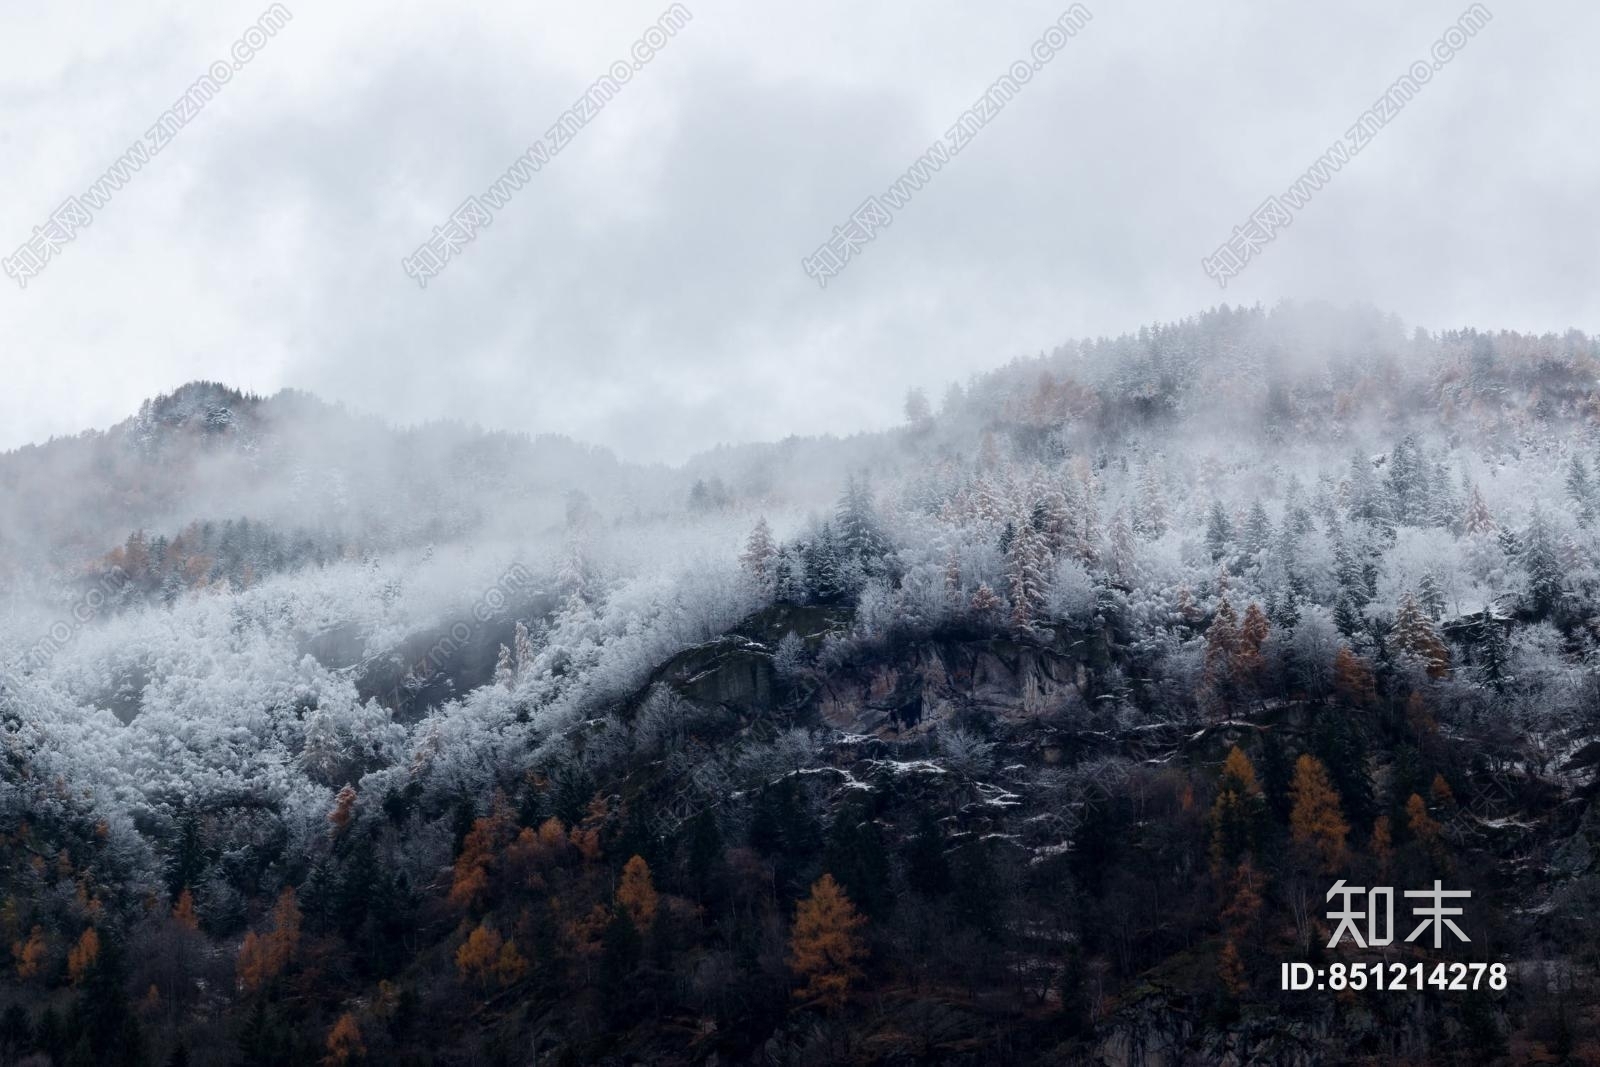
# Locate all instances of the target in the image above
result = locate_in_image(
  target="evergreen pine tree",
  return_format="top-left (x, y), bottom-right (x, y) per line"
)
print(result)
top-left (1133, 464), bottom-right (1168, 540)
top-left (740, 517), bottom-right (778, 594)
top-left (1463, 484), bottom-right (1496, 536)
top-left (804, 523), bottom-right (844, 603)
top-left (1473, 612), bottom-right (1511, 689)
top-left (835, 474), bottom-right (889, 585)
top-left (1333, 594), bottom-right (1361, 638)
top-left (1205, 501), bottom-right (1233, 562)
top-left (1386, 435), bottom-right (1427, 526)
top-left (1242, 501), bottom-right (1272, 562)
top-left (1521, 507), bottom-right (1565, 619)
top-left (685, 809), bottom-right (724, 901)
top-left (1108, 508), bottom-right (1137, 581)
top-left (1280, 588), bottom-right (1302, 629)
top-left (1568, 455), bottom-right (1595, 528)
top-left (1417, 573), bottom-right (1446, 620)
top-left (1005, 517), bottom-right (1050, 629)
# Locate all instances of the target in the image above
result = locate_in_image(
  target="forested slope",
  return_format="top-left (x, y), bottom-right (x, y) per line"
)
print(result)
top-left (4, 303), bottom-right (1600, 1064)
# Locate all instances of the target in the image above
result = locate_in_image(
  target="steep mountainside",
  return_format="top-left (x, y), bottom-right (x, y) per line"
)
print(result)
top-left (5, 303), bottom-right (1600, 1064)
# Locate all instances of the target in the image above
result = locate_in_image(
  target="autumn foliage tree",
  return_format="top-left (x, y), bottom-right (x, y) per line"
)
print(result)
top-left (173, 888), bottom-right (200, 931)
top-left (455, 921), bottom-right (528, 990)
top-left (448, 797), bottom-right (515, 912)
top-left (237, 887), bottom-right (302, 994)
top-left (1289, 755), bottom-right (1349, 872)
top-left (616, 855), bottom-right (659, 930)
top-left (67, 927), bottom-right (100, 986)
top-left (1218, 938), bottom-right (1247, 996)
top-left (1236, 602), bottom-right (1270, 688)
top-left (12, 926), bottom-right (46, 980)
top-left (1332, 646), bottom-right (1377, 707)
top-left (323, 1012), bottom-right (366, 1066)
top-left (789, 874), bottom-right (868, 1011)
top-left (1430, 773), bottom-right (1455, 808)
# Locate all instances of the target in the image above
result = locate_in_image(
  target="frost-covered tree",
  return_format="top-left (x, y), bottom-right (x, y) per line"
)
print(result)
top-left (1047, 557), bottom-right (1097, 624)
top-left (834, 475), bottom-right (891, 591)
top-left (1241, 502), bottom-right (1272, 563)
top-left (1005, 517), bottom-right (1050, 629)
top-left (1108, 509), bottom-right (1137, 582)
top-left (1463, 484), bottom-right (1496, 538)
top-left (1133, 464), bottom-right (1168, 540)
top-left (969, 582), bottom-right (1003, 619)
top-left (773, 630), bottom-right (806, 678)
top-left (740, 517), bottom-right (778, 596)
top-left (1567, 455), bottom-right (1595, 528)
top-left (1289, 607), bottom-right (1341, 699)
top-left (1520, 507), bottom-right (1565, 620)
top-left (904, 387), bottom-right (932, 427)
top-left (1205, 501), bottom-right (1233, 562)
top-left (1393, 593), bottom-right (1450, 679)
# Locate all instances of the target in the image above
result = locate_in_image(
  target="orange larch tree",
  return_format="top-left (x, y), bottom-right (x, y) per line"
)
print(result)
top-left (12, 926), bottom-right (46, 981)
top-left (616, 855), bottom-right (659, 930)
top-left (1218, 938), bottom-right (1247, 996)
top-left (1236, 603), bottom-right (1270, 688)
top-left (237, 887), bottom-right (302, 993)
top-left (455, 921), bottom-right (504, 988)
top-left (456, 920), bottom-right (528, 990)
top-left (969, 582), bottom-right (1002, 618)
top-left (67, 927), bottom-right (100, 985)
top-left (1333, 646), bottom-right (1377, 707)
top-left (788, 873), bottom-right (868, 1011)
top-left (323, 1012), bottom-right (366, 1065)
top-left (1289, 755), bottom-right (1349, 872)
top-left (448, 800), bottom-right (515, 912)
top-left (173, 887), bottom-right (200, 931)
top-left (1430, 773), bottom-right (1455, 808)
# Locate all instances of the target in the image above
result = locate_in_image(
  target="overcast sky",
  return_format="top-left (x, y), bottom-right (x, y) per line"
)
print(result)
top-left (1, 0), bottom-right (1595, 462)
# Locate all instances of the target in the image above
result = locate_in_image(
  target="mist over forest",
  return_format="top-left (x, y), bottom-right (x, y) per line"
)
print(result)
top-left (3, 302), bottom-right (1600, 1062)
